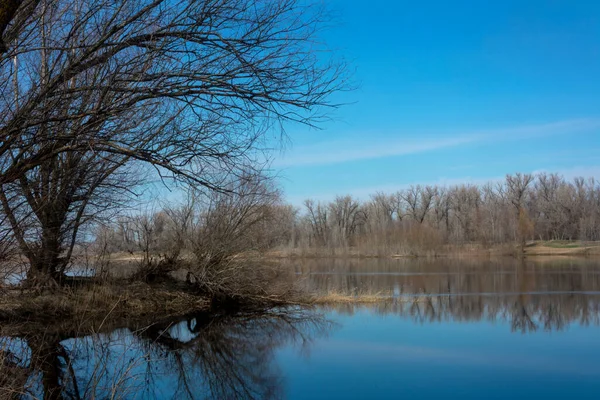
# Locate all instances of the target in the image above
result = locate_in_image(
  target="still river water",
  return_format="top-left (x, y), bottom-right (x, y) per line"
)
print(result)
top-left (3, 257), bottom-right (600, 399)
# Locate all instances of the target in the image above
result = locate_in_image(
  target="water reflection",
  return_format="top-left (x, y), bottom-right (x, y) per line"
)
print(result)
top-left (290, 257), bottom-right (600, 295)
top-left (322, 293), bottom-right (600, 333)
top-left (3, 258), bottom-right (600, 399)
top-left (291, 257), bottom-right (600, 332)
top-left (0, 309), bottom-right (331, 399)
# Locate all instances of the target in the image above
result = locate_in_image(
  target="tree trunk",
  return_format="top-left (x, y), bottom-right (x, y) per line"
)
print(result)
top-left (25, 224), bottom-right (65, 288)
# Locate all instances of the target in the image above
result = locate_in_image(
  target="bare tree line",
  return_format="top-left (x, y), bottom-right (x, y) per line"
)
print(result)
top-left (99, 172), bottom-right (600, 263)
top-left (297, 258), bottom-right (600, 332)
top-left (290, 173), bottom-right (600, 255)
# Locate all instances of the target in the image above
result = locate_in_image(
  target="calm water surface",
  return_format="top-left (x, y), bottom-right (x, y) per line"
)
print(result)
top-left (3, 258), bottom-right (600, 399)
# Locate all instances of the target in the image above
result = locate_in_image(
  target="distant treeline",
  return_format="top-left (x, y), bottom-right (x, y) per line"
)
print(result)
top-left (294, 172), bottom-right (600, 254)
top-left (99, 172), bottom-right (600, 257)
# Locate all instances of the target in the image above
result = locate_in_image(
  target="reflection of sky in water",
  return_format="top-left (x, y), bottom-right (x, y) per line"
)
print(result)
top-left (2, 311), bottom-right (324, 399)
top-left (14, 327), bottom-right (217, 399)
top-left (4, 303), bottom-right (600, 399)
top-left (277, 309), bottom-right (600, 400)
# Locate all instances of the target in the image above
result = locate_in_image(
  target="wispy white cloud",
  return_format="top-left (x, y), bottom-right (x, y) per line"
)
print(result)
top-left (274, 118), bottom-right (600, 168)
top-left (275, 135), bottom-right (480, 168)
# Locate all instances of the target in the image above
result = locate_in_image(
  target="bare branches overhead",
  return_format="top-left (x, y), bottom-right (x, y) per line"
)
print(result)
top-left (0, 0), bottom-right (346, 187)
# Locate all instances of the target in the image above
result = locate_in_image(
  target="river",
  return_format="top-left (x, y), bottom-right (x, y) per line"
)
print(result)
top-left (2, 257), bottom-right (600, 399)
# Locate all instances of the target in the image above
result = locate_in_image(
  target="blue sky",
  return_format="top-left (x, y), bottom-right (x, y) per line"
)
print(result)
top-left (273, 0), bottom-right (600, 205)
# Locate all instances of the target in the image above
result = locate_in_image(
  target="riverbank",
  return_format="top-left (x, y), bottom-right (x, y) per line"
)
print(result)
top-left (0, 280), bottom-right (211, 325)
top-left (0, 277), bottom-right (420, 325)
top-left (2, 247), bottom-right (599, 325)
top-left (265, 240), bottom-right (600, 259)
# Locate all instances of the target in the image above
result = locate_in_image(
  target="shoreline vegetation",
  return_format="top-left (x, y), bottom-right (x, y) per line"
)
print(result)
top-left (2, 235), bottom-right (598, 325)
top-left (99, 239), bottom-right (600, 264)
top-left (0, 276), bottom-right (406, 327)
top-left (0, 240), bottom-right (597, 326)
top-left (3, 251), bottom-right (598, 324)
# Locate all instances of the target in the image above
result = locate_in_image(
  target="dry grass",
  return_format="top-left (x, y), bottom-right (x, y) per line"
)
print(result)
top-left (0, 256), bottom-right (315, 328)
top-left (0, 280), bottom-right (211, 325)
top-left (0, 258), bottom-right (312, 327)
top-left (523, 241), bottom-right (600, 256)
top-left (309, 290), bottom-right (396, 305)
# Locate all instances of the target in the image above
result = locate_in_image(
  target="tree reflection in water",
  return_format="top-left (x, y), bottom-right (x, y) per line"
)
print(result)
top-left (2, 293), bottom-right (599, 399)
top-left (4, 257), bottom-right (600, 398)
top-left (297, 257), bottom-right (600, 333)
top-left (0, 308), bottom-right (332, 399)
top-left (324, 292), bottom-right (600, 334)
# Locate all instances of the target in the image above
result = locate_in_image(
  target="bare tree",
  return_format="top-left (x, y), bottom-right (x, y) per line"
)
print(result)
top-left (0, 149), bottom-right (132, 286)
top-left (0, 213), bottom-right (15, 262)
top-left (303, 199), bottom-right (330, 247)
top-left (0, 0), bottom-right (24, 53)
top-left (432, 187), bottom-right (450, 232)
top-left (449, 185), bottom-right (481, 243)
top-left (159, 201), bottom-right (195, 265)
top-left (480, 183), bottom-right (507, 243)
top-left (188, 174), bottom-right (289, 300)
top-left (0, 0), bottom-right (346, 285)
top-left (505, 173), bottom-right (534, 251)
top-left (535, 173), bottom-right (564, 240)
top-left (1, 0), bottom-right (345, 186)
top-left (363, 192), bottom-right (396, 244)
top-left (328, 195), bottom-right (365, 247)
top-left (404, 185), bottom-right (436, 224)
top-left (506, 173), bottom-right (534, 210)
top-left (371, 192), bottom-right (396, 224)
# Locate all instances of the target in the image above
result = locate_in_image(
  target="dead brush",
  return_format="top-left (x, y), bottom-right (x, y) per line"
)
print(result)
top-left (187, 258), bottom-right (305, 309)
top-left (309, 289), bottom-right (395, 305)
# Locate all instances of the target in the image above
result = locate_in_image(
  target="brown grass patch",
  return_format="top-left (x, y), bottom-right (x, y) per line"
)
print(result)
top-left (0, 280), bottom-right (210, 325)
top-left (309, 290), bottom-right (396, 305)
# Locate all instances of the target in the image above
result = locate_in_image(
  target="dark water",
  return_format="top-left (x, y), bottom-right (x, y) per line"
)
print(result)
top-left (3, 258), bottom-right (600, 399)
